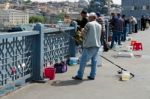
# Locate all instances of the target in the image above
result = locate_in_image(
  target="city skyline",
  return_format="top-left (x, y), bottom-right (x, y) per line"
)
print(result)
top-left (31, 0), bottom-right (121, 5)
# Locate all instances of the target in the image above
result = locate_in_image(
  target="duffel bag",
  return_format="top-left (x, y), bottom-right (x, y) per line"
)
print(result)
top-left (54, 61), bottom-right (67, 73)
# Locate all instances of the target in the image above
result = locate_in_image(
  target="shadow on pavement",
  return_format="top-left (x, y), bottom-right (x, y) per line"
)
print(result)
top-left (51, 79), bottom-right (89, 86)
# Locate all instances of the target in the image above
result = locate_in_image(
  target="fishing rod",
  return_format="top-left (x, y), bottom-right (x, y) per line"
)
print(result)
top-left (100, 55), bottom-right (135, 78)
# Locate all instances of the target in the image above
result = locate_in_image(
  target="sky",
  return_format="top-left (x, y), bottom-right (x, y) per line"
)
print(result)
top-left (31, 0), bottom-right (121, 5)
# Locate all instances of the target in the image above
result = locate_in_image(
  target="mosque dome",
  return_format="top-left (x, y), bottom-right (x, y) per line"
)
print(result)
top-left (94, 1), bottom-right (101, 6)
top-left (78, 0), bottom-right (89, 5)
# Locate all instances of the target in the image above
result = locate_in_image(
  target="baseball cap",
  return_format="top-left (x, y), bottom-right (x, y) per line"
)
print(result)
top-left (96, 12), bottom-right (101, 17)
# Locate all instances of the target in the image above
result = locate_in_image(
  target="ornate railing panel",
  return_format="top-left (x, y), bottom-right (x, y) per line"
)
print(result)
top-left (43, 29), bottom-right (71, 67)
top-left (0, 31), bottom-right (39, 90)
top-left (0, 37), bottom-right (36, 88)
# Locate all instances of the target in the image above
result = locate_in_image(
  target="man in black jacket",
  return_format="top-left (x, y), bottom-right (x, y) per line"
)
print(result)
top-left (76, 10), bottom-right (88, 30)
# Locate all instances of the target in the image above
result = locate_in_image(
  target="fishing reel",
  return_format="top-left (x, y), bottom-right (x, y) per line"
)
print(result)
top-left (117, 69), bottom-right (123, 74)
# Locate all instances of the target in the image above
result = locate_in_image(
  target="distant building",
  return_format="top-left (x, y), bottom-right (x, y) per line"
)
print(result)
top-left (67, 11), bottom-right (80, 20)
top-left (110, 4), bottom-right (121, 14)
top-left (0, 9), bottom-right (29, 30)
top-left (78, 0), bottom-right (89, 8)
top-left (122, 0), bottom-right (150, 18)
top-left (0, 3), bottom-right (14, 9)
top-left (26, 9), bottom-right (41, 17)
top-left (0, 0), bottom-right (6, 3)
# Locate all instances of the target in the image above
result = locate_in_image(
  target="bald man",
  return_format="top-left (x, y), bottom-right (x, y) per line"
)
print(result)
top-left (72, 12), bottom-right (102, 80)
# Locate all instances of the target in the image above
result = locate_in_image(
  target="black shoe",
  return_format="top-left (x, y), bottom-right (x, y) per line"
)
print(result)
top-left (87, 76), bottom-right (95, 80)
top-left (72, 76), bottom-right (82, 80)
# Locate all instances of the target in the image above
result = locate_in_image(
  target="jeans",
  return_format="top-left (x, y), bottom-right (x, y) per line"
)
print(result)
top-left (129, 23), bottom-right (132, 34)
top-left (122, 27), bottom-right (127, 41)
top-left (126, 25), bottom-right (129, 36)
top-left (77, 47), bottom-right (100, 78)
top-left (110, 31), bottom-right (121, 48)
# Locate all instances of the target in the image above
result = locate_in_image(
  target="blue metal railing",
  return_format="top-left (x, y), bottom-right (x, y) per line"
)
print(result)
top-left (0, 24), bottom-right (75, 94)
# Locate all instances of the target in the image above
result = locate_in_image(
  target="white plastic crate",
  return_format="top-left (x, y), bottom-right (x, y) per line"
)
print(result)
top-left (97, 46), bottom-right (103, 67)
top-left (117, 52), bottom-right (134, 58)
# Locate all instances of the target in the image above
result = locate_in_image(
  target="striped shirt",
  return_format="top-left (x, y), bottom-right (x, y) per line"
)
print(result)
top-left (97, 17), bottom-right (106, 33)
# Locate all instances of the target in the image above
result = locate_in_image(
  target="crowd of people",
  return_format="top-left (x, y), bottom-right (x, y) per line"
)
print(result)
top-left (109, 13), bottom-right (150, 48)
top-left (63, 10), bottom-right (150, 80)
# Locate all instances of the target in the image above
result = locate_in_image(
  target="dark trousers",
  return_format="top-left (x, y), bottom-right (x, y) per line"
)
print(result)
top-left (134, 24), bottom-right (138, 33)
top-left (141, 23), bottom-right (146, 31)
top-left (122, 27), bottom-right (127, 41)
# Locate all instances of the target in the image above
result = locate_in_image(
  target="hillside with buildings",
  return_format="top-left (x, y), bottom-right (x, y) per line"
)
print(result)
top-left (0, 0), bottom-right (89, 31)
top-left (0, 0), bottom-right (121, 31)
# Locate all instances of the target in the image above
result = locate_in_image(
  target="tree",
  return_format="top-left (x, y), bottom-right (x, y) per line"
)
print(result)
top-left (86, 0), bottom-right (113, 15)
top-left (57, 12), bottom-right (65, 21)
top-left (24, 0), bottom-right (31, 3)
top-left (29, 16), bottom-right (46, 23)
top-left (23, 0), bottom-right (32, 4)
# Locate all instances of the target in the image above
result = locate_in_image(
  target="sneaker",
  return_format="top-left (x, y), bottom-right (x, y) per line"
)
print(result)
top-left (87, 76), bottom-right (95, 80)
top-left (72, 76), bottom-right (82, 80)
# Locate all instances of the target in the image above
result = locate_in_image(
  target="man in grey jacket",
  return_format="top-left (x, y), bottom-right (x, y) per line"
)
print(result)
top-left (72, 12), bottom-right (102, 80)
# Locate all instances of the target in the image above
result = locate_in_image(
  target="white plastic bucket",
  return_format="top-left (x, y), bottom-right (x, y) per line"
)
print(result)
top-left (121, 71), bottom-right (131, 81)
top-left (69, 57), bottom-right (79, 65)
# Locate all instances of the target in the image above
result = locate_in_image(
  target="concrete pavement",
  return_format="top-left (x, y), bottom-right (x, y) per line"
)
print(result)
top-left (1, 29), bottom-right (150, 99)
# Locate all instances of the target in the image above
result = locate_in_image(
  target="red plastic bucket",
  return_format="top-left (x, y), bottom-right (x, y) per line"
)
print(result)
top-left (44, 67), bottom-right (56, 80)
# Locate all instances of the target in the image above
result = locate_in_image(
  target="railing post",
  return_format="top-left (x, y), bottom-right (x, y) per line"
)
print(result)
top-left (69, 21), bottom-right (77, 57)
top-left (32, 23), bottom-right (44, 81)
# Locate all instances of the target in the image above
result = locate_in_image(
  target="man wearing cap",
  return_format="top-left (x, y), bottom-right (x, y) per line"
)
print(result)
top-left (72, 12), bottom-right (102, 80)
top-left (96, 12), bottom-right (106, 37)
top-left (96, 12), bottom-right (109, 52)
